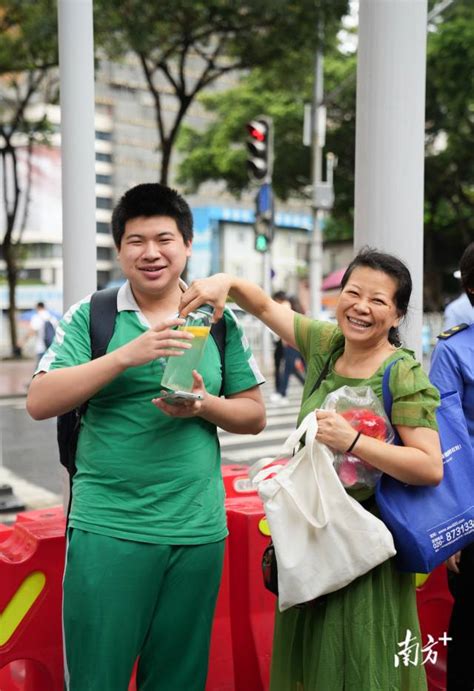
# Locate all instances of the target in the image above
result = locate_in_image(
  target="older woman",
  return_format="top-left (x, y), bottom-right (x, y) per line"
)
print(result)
top-left (180, 248), bottom-right (442, 691)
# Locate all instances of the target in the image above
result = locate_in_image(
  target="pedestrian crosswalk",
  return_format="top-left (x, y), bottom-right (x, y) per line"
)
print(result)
top-left (218, 382), bottom-right (303, 466)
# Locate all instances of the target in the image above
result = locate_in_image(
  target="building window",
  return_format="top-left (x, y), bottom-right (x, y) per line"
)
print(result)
top-left (95, 152), bottom-right (113, 162)
top-left (18, 268), bottom-right (42, 281)
top-left (96, 173), bottom-right (112, 185)
top-left (96, 222), bottom-right (110, 234)
top-left (95, 130), bottom-right (112, 141)
top-left (97, 247), bottom-right (112, 260)
top-left (96, 197), bottom-right (113, 209)
top-left (23, 243), bottom-right (62, 258)
top-left (97, 270), bottom-right (111, 290)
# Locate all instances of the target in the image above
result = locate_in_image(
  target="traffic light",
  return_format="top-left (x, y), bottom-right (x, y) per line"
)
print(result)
top-left (254, 217), bottom-right (273, 253)
top-left (246, 117), bottom-right (272, 183)
top-left (255, 233), bottom-right (269, 253)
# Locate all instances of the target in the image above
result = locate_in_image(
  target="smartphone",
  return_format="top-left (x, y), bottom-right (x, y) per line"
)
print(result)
top-left (157, 390), bottom-right (204, 403)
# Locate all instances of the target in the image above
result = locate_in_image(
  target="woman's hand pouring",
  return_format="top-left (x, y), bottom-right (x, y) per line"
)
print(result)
top-left (179, 274), bottom-right (232, 321)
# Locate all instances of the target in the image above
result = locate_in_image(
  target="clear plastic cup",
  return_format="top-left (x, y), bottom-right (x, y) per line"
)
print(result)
top-left (160, 306), bottom-right (213, 392)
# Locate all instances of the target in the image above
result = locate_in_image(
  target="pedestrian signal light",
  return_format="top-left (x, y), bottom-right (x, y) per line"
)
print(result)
top-left (254, 217), bottom-right (272, 253)
top-left (246, 118), bottom-right (272, 183)
top-left (255, 233), bottom-right (269, 253)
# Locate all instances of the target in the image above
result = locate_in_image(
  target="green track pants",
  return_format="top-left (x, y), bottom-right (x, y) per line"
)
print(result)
top-left (63, 529), bottom-right (225, 691)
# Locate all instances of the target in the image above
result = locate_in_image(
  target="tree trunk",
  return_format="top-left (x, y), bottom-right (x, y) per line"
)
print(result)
top-left (1, 146), bottom-right (22, 358)
top-left (423, 227), bottom-right (443, 311)
top-left (160, 139), bottom-right (172, 186)
top-left (4, 241), bottom-right (20, 357)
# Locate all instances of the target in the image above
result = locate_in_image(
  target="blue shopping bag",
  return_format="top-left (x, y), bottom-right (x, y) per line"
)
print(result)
top-left (375, 360), bottom-right (474, 573)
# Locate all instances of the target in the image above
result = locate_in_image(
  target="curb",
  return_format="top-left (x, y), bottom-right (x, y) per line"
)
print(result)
top-left (0, 393), bottom-right (27, 400)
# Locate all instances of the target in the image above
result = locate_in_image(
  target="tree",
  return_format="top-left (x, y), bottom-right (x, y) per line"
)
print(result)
top-left (95, 0), bottom-right (348, 185)
top-left (423, 0), bottom-right (474, 308)
top-left (176, 39), bottom-right (357, 237)
top-left (0, 0), bottom-right (58, 356)
top-left (176, 4), bottom-right (473, 307)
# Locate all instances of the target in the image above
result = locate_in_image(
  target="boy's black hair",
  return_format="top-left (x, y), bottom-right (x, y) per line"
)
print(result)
top-left (111, 183), bottom-right (193, 248)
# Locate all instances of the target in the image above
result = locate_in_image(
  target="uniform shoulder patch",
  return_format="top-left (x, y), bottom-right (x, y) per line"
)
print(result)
top-left (437, 323), bottom-right (470, 340)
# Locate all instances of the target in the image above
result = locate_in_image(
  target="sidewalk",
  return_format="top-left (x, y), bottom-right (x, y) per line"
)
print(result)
top-left (0, 358), bottom-right (62, 522)
top-left (0, 358), bottom-right (35, 398)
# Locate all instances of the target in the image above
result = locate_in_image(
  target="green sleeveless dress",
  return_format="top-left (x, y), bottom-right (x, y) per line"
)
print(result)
top-left (269, 317), bottom-right (440, 691)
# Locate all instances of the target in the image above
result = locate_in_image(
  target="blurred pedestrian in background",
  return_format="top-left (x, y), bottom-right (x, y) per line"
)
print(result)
top-left (275, 295), bottom-right (306, 404)
top-left (270, 290), bottom-right (290, 403)
top-left (442, 261), bottom-right (474, 331)
top-left (20, 302), bottom-right (58, 365)
top-left (430, 241), bottom-right (474, 691)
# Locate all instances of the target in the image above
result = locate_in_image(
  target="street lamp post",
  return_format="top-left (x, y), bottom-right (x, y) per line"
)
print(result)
top-left (354, 0), bottom-right (428, 357)
top-left (309, 33), bottom-right (324, 320)
top-left (57, 0), bottom-right (97, 312)
top-left (308, 22), bottom-right (335, 319)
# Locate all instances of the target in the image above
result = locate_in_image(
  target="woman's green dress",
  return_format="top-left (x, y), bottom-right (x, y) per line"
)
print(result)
top-left (269, 317), bottom-right (440, 691)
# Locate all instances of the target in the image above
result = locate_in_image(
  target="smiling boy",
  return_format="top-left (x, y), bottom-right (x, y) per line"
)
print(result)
top-left (26, 183), bottom-right (265, 691)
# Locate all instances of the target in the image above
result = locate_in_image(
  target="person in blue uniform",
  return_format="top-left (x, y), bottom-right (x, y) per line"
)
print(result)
top-left (429, 241), bottom-right (474, 691)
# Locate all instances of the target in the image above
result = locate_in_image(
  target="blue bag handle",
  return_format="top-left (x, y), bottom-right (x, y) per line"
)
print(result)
top-left (382, 359), bottom-right (404, 444)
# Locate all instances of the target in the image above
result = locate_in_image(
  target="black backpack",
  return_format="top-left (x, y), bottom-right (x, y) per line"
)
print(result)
top-left (57, 287), bottom-right (226, 481)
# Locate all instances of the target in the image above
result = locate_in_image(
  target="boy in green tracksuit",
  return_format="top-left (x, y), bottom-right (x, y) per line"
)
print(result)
top-left (27, 183), bottom-right (266, 691)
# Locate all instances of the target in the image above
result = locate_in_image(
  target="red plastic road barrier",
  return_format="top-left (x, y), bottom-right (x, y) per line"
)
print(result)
top-left (222, 464), bottom-right (259, 500)
top-left (416, 565), bottom-right (454, 691)
top-left (0, 515), bottom-right (66, 691)
top-left (16, 506), bottom-right (65, 526)
top-left (226, 498), bottom-right (275, 691)
top-left (0, 498), bottom-right (456, 691)
top-left (0, 523), bottom-right (13, 542)
top-left (206, 538), bottom-right (235, 691)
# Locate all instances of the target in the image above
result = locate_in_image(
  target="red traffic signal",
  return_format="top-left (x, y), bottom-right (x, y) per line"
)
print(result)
top-left (246, 118), bottom-right (272, 183)
top-left (246, 121), bottom-right (266, 142)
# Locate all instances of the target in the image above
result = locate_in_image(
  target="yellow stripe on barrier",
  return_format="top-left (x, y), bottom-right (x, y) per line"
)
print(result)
top-left (415, 572), bottom-right (430, 588)
top-left (258, 517), bottom-right (271, 536)
top-left (0, 571), bottom-right (46, 646)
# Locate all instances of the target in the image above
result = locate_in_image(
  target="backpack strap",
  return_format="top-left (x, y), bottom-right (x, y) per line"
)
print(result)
top-left (210, 315), bottom-right (226, 397)
top-left (61, 288), bottom-right (119, 524)
top-left (90, 287), bottom-right (120, 357)
top-left (76, 287), bottom-right (119, 418)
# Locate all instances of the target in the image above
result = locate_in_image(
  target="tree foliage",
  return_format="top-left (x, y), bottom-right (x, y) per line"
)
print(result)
top-left (423, 0), bottom-right (474, 307)
top-left (177, 3), bottom-right (473, 305)
top-left (177, 39), bottom-right (356, 238)
top-left (95, 0), bottom-right (348, 184)
top-left (0, 0), bottom-right (58, 356)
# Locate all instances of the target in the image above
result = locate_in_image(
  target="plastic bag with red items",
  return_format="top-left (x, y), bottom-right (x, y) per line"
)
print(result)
top-left (321, 385), bottom-right (395, 489)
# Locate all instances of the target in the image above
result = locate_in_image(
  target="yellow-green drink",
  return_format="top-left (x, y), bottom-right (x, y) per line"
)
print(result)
top-left (161, 324), bottom-right (211, 392)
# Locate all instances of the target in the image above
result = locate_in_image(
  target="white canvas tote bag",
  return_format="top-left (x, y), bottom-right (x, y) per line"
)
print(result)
top-left (249, 412), bottom-right (396, 611)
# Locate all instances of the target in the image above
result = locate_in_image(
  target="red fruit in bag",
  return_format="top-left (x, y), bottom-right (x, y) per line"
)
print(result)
top-left (341, 408), bottom-right (387, 441)
top-left (339, 458), bottom-right (359, 486)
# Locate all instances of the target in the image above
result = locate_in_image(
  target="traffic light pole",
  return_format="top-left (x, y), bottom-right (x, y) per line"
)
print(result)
top-left (309, 26), bottom-right (324, 319)
top-left (255, 184), bottom-right (273, 373)
top-left (246, 117), bottom-right (274, 372)
top-left (261, 252), bottom-right (272, 373)
top-left (57, 0), bottom-right (97, 311)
